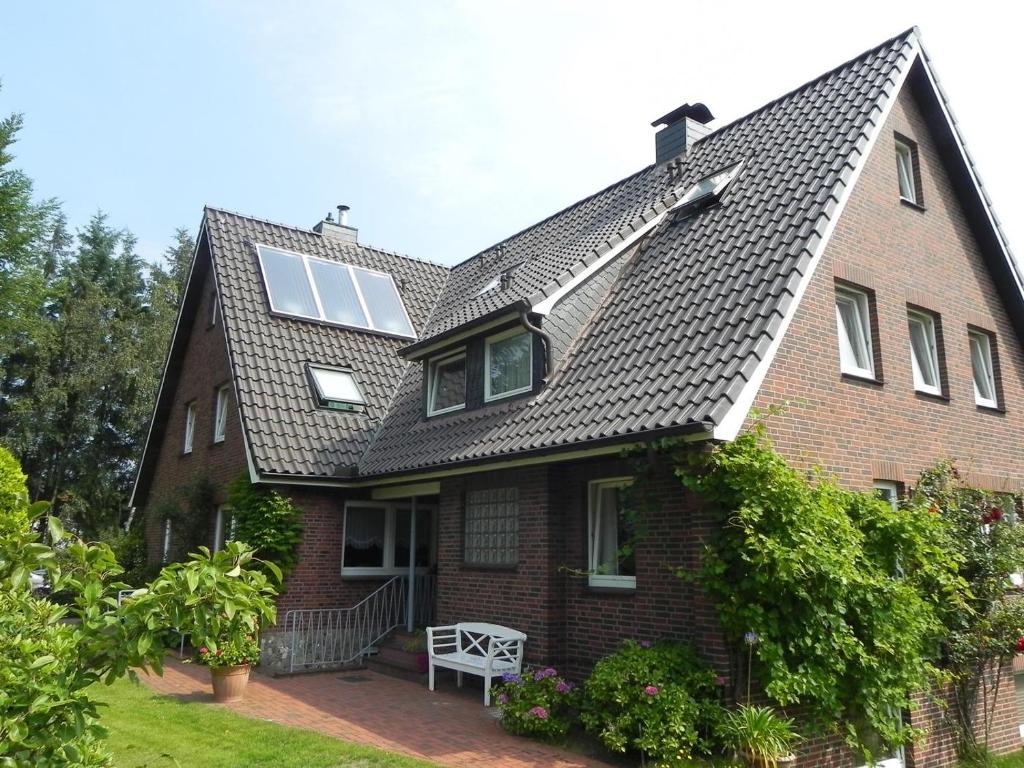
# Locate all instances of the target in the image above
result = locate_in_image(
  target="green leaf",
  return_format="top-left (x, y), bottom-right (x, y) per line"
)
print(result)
top-left (46, 516), bottom-right (66, 543)
top-left (30, 654), bottom-right (57, 669)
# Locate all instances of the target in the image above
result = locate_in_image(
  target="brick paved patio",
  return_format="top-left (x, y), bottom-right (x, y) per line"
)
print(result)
top-left (141, 659), bottom-right (616, 768)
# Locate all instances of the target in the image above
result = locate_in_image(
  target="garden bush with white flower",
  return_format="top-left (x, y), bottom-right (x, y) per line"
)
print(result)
top-left (580, 639), bottom-right (723, 765)
top-left (494, 667), bottom-right (577, 741)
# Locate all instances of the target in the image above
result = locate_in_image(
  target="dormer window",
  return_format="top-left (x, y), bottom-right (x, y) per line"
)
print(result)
top-left (307, 364), bottom-right (366, 412)
top-left (256, 244), bottom-right (416, 339)
top-left (485, 328), bottom-right (533, 402)
top-left (678, 163), bottom-right (741, 208)
top-left (427, 350), bottom-right (467, 416)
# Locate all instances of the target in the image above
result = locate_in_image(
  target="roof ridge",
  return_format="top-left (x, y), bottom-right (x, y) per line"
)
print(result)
top-left (202, 205), bottom-right (450, 272)
top-left (698, 26), bottom-right (918, 144)
top-left (446, 164), bottom-right (658, 271)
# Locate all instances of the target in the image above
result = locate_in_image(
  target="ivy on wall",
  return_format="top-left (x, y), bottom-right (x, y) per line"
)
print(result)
top-left (226, 473), bottom-right (302, 580)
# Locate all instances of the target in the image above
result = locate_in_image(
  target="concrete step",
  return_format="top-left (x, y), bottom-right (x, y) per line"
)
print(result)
top-left (365, 654), bottom-right (429, 685)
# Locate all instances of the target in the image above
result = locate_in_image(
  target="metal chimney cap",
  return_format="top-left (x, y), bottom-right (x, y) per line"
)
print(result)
top-left (651, 103), bottom-right (714, 128)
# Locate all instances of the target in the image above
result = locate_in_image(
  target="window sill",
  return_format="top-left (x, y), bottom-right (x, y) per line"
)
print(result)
top-left (899, 197), bottom-right (927, 213)
top-left (914, 390), bottom-right (950, 404)
top-left (426, 404), bottom-right (466, 419)
top-left (977, 402), bottom-right (1006, 415)
top-left (841, 372), bottom-right (883, 387)
top-left (585, 584), bottom-right (637, 596)
top-left (341, 567), bottom-right (433, 579)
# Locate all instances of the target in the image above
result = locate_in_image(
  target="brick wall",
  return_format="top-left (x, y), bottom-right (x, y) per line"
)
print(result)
top-left (142, 250), bottom-right (246, 561)
top-left (747, 80), bottom-right (1024, 761)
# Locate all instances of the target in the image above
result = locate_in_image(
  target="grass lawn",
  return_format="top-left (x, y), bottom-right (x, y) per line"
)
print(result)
top-left (91, 677), bottom-right (438, 768)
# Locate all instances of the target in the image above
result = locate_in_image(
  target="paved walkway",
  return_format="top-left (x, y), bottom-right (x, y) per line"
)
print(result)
top-left (141, 660), bottom-right (615, 768)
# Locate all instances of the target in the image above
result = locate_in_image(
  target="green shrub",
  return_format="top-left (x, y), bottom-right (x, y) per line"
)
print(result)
top-left (494, 667), bottom-right (577, 741)
top-left (581, 639), bottom-right (722, 765)
top-left (227, 473), bottom-right (302, 578)
top-left (719, 705), bottom-right (800, 767)
top-left (0, 446), bottom-right (30, 536)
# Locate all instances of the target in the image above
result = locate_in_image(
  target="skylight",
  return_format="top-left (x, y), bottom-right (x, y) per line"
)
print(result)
top-left (307, 364), bottom-right (366, 411)
top-left (678, 163), bottom-right (742, 207)
top-left (256, 244), bottom-right (416, 339)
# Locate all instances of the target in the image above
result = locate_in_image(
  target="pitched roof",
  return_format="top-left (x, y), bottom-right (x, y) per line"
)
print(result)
top-left (206, 208), bottom-right (447, 479)
top-left (357, 29), bottom-right (923, 476)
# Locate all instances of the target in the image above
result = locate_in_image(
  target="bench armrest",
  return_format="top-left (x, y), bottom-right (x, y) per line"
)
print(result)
top-left (426, 624), bottom-right (460, 657)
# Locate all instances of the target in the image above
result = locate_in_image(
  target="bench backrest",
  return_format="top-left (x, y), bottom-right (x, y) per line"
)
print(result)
top-left (427, 622), bottom-right (527, 664)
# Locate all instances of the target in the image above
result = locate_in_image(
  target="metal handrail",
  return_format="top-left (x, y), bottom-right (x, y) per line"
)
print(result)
top-left (285, 574), bottom-right (436, 673)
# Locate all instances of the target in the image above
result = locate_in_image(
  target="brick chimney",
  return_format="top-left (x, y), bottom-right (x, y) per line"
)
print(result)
top-left (651, 103), bottom-right (714, 164)
top-left (313, 204), bottom-right (358, 244)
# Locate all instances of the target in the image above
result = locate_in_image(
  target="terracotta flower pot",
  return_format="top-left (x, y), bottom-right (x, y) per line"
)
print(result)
top-left (739, 750), bottom-right (797, 768)
top-left (210, 663), bottom-right (251, 703)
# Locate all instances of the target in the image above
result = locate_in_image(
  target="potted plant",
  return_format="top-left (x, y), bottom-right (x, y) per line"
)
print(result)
top-left (128, 541), bottom-right (280, 703)
top-left (401, 630), bottom-right (430, 674)
top-left (720, 704), bottom-right (800, 768)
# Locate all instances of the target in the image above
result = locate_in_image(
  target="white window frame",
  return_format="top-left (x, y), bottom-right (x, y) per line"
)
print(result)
top-left (968, 330), bottom-right (999, 409)
top-left (341, 501), bottom-right (438, 577)
top-left (255, 243), bottom-right (417, 340)
top-left (162, 519), bottom-right (172, 563)
top-left (214, 384), bottom-right (229, 443)
top-left (426, 349), bottom-right (467, 416)
top-left (907, 310), bottom-right (942, 396)
top-left (587, 477), bottom-right (636, 589)
top-left (835, 285), bottom-right (875, 379)
top-left (873, 480), bottom-right (900, 511)
top-left (213, 505), bottom-right (232, 551)
top-left (678, 162), bottom-right (743, 207)
top-left (183, 402), bottom-right (196, 454)
top-left (484, 327), bottom-right (534, 403)
top-left (307, 364), bottom-right (366, 411)
top-left (895, 138), bottom-right (917, 204)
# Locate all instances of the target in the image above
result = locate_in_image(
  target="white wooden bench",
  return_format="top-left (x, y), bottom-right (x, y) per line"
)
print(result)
top-left (426, 622), bottom-right (526, 706)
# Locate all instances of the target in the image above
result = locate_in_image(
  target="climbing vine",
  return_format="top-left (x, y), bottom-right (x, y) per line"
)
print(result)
top-left (148, 474), bottom-right (217, 561)
top-left (912, 462), bottom-right (1024, 760)
top-left (226, 473), bottom-right (303, 579)
top-left (675, 420), bottom-right (964, 760)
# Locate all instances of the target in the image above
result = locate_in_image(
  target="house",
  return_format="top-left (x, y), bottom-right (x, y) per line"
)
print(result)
top-left (131, 27), bottom-right (1024, 767)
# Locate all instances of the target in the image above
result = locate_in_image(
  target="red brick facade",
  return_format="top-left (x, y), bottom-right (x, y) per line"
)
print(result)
top-left (142, 251), bottom-right (247, 561)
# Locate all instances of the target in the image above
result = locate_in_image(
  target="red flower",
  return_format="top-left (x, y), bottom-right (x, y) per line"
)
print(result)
top-left (198, 646), bottom-right (209, 654)
top-left (1015, 636), bottom-right (1024, 653)
top-left (929, 503), bottom-right (940, 515)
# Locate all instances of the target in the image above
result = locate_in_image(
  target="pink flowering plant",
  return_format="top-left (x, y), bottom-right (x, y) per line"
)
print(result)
top-left (195, 634), bottom-right (260, 669)
top-left (581, 639), bottom-right (722, 765)
top-left (494, 666), bottom-right (577, 741)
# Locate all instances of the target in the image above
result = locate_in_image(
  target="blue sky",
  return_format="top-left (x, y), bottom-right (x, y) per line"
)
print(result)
top-left (1, 2), bottom-right (1020, 267)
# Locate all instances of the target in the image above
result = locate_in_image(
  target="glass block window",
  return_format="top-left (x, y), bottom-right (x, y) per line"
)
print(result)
top-left (464, 488), bottom-right (518, 566)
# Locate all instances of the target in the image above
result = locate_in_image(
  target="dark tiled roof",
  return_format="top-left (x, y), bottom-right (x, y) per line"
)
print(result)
top-left (357, 30), bottom-right (917, 476)
top-left (205, 208), bottom-right (448, 478)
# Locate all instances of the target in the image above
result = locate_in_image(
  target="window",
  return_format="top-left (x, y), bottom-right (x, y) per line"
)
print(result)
top-left (341, 501), bottom-right (436, 576)
top-left (835, 285), bottom-right (875, 379)
top-left (213, 505), bottom-right (233, 551)
top-left (162, 519), bottom-right (172, 563)
top-left (873, 480), bottom-right (900, 511)
top-left (1015, 671), bottom-right (1024, 740)
top-left (895, 137), bottom-right (919, 204)
top-left (256, 244), bottom-right (415, 339)
top-left (907, 310), bottom-right (942, 395)
top-left (427, 351), bottom-right (467, 416)
top-left (214, 384), bottom-right (229, 443)
top-left (183, 402), bottom-right (196, 454)
top-left (588, 478), bottom-right (636, 589)
top-left (969, 330), bottom-right (999, 408)
top-left (484, 328), bottom-right (533, 402)
top-left (307, 365), bottom-right (365, 411)
top-left (678, 163), bottom-right (742, 207)
top-left (464, 488), bottom-right (518, 566)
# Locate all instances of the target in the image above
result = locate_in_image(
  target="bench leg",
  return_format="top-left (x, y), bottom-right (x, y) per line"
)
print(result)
top-left (457, 671), bottom-right (463, 688)
top-left (429, 662), bottom-right (435, 692)
top-left (484, 675), bottom-right (491, 707)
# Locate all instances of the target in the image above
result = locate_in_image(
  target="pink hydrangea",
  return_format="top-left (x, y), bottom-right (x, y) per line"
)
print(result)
top-left (497, 693), bottom-right (509, 705)
top-left (639, 640), bottom-right (653, 648)
top-left (528, 706), bottom-right (549, 719)
top-left (555, 681), bottom-right (574, 694)
top-left (644, 685), bottom-right (659, 696)
top-left (534, 667), bottom-right (558, 680)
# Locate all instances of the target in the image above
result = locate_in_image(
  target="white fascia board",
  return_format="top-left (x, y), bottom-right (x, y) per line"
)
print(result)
top-left (128, 220), bottom-right (207, 508)
top-left (713, 37), bottom-right (921, 442)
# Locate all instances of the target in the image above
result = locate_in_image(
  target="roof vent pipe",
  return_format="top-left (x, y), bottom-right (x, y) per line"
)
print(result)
top-left (651, 103), bottom-right (715, 164)
top-left (337, 205), bottom-right (350, 227)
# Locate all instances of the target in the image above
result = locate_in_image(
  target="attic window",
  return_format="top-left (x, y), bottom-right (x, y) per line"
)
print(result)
top-left (307, 364), bottom-right (366, 412)
top-left (256, 244), bottom-right (416, 339)
top-left (677, 163), bottom-right (741, 208)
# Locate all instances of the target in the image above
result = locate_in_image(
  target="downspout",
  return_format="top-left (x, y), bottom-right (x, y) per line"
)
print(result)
top-left (519, 309), bottom-right (553, 384)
